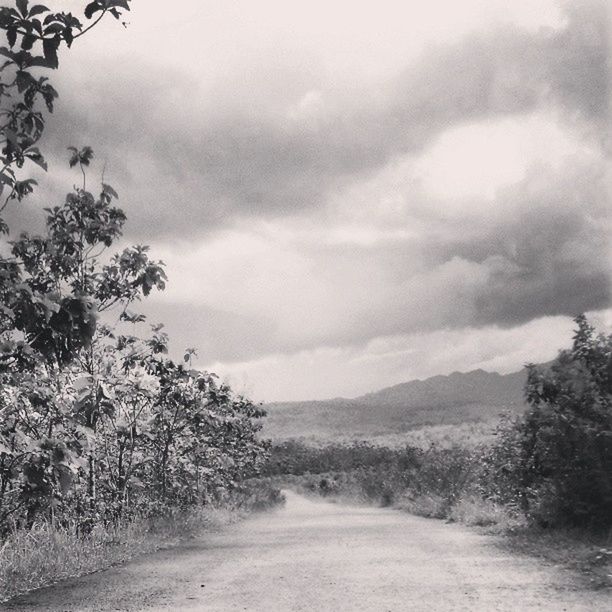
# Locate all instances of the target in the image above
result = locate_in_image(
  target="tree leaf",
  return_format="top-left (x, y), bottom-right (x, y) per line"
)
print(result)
top-left (73, 375), bottom-right (94, 391)
top-left (42, 36), bottom-right (59, 69)
top-left (15, 70), bottom-right (34, 92)
top-left (84, 2), bottom-right (102, 20)
top-left (25, 147), bottom-right (48, 171)
top-left (6, 27), bottom-right (17, 48)
top-left (102, 183), bottom-right (118, 199)
top-left (16, 0), bottom-right (29, 19)
top-left (21, 34), bottom-right (37, 51)
top-left (28, 5), bottom-right (49, 18)
top-left (111, 0), bottom-right (131, 9)
top-left (64, 27), bottom-right (73, 48)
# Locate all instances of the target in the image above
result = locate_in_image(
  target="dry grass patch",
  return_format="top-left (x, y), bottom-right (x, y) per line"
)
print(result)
top-left (499, 527), bottom-right (612, 590)
top-left (0, 507), bottom-right (238, 603)
top-left (0, 482), bottom-right (284, 603)
top-left (394, 493), bottom-right (449, 519)
top-left (448, 495), bottom-right (525, 529)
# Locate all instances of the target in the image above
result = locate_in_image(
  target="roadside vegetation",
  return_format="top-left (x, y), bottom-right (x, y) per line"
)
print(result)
top-left (266, 315), bottom-right (612, 588)
top-left (0, 1), bottom-right (281, 602)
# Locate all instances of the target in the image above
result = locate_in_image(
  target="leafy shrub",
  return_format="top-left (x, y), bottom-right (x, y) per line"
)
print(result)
top-left (266, 441), bottom-right (476, 511)
top-left (395, 492), bottom-right (448, 519)
top-left (448, 494), bottom-right (522, 528)
top-left (408, 446), bottom-right (476, 511)
top-left (483, 316), bottom-right (612, 529)
top-left (0, 1), bottom-right (270, 537)
top-left (216, 479), bottom-right (286, 512)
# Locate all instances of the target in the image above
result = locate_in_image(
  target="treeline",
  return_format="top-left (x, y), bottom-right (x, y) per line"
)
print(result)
top-left (265, 441), bottom-right (473, 510)
top-left (264, 441), bottom-right (421, 476)
top-left (0, 1), bottom-right (273, 539)
top-left (268, 316), bottom-right (612, 530)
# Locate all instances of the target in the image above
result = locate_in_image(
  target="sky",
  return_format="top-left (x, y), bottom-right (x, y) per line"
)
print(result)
top-left (6, 0), bottom-right (611, 401)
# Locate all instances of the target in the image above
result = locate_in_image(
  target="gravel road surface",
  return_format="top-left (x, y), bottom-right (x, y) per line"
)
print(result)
top-left (3, 491), bottom-right (610, 611)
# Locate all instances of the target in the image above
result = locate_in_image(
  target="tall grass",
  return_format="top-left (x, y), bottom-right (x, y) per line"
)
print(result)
top-left (0, 480), bottom-right (284, 603)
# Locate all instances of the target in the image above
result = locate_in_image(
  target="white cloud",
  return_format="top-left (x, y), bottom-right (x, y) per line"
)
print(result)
top-left (206, 310), bottom-right (612, 401)
top-left (29, 0), bottom-right (607, 401)
top-left (413, 113), bottom-right (596, 201)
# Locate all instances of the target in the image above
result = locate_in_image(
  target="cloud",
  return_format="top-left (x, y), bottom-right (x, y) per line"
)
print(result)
top-left (3, 0), bottom-right (608, 401)
top-left (145, 147), bottom-right (609, 363)
top-left (207, 312), bottom-right (612, 401)
top-left (20, 0), bottom-right (605, 242)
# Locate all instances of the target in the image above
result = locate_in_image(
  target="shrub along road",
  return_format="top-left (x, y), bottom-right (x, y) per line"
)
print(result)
top-left (4, 492), bottom-right (610, 611)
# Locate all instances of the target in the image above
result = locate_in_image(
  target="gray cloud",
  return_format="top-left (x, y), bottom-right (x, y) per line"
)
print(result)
top-left (3, 0), bottom-right (608, 374)
top-left (473, 165), bottom-right (610, 325)
top-left (142, 301), bottom-right (276, 363)
top-left (22, 0), bottom-right (605, 242)
top-left (159, 158), bottom-right (607, 361)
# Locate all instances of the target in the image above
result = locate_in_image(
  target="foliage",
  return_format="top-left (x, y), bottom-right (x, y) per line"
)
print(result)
top-left (0, 1), bottom-right (271, 539)
top-left (265, 440), bottom-right (473, 509)
top-left (0, 1), bottom-right (132, 229)
top-left (482, 315), bottom-right (612, 528)
top-left (0, 152), bottom-right (269, 534)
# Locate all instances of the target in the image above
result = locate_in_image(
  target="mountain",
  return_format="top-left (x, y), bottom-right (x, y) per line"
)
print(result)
top-left (261, 368), bottom-right (529, 443)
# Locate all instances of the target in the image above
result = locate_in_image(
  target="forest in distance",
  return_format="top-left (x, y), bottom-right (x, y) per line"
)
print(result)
top-left (0, 0), bottom-right (610, 606)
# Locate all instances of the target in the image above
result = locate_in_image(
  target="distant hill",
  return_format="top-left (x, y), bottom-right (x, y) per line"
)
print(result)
top-left (262, 368), bottom-right (529, 444)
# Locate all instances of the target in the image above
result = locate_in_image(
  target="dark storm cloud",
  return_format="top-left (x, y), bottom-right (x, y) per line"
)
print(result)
top-left (186, 158), bottom-right (608, 359)
top-left (472, 165), bottom-right (610, 326)
top-left (32, 0), bottom-right (608, 241)
top-left (356, 159), bottom-right (610, 342)
top-left (5, 0), bottom-right (607, 370)
top-left (153, 190), bottom-right (609, 363)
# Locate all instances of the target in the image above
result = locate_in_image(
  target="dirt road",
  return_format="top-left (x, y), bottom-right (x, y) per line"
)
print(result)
top-left (3, 491), bottom-right (610, 611)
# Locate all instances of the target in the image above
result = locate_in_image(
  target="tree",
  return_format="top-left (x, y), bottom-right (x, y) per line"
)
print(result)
top-left (0, 1), bottom-right (133, 366)
top-left (0, 2), bottom-right (271, 534)
top-left (0, 145), bottom-right (269, 532)
top-left (0, 0), bottom-right (135, 530)
top-left (487, 315), bottom-right (612, 528)
top-left (0, 1), bottom-right (131, 226)
top-left (0, 150), bottom-right (166, 527)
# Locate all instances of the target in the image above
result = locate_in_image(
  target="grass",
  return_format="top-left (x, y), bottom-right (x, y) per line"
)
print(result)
top-left (499, 526), bottom-right (612, 590)
top-left (394, 492), bottom-right (449, 519)
top-left (263, 420), bottom-right (501, 450)
top-left (0, 482), bottom-right (284, 603)
top-left (447, 494), bottom-right (524, 528)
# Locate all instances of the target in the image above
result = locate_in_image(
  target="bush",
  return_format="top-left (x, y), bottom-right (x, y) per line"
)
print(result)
top-left (484, 316), bottom-right (612, 529)
top-left (408, 446), bottom-right (476, 510)
top-left (449, 494), bottom-right (523, 528)
top-left (266, 442), bottom-right (476, 512)
top-left (395, 492), bottom-right (448, 519)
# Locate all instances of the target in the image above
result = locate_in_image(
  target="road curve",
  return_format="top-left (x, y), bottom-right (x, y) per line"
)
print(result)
top-left (3, 491), bottom-right (610, 611)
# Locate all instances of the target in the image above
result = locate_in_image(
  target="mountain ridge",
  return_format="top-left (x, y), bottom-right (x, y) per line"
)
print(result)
top-left (262, 367), bottom-right (530, 442)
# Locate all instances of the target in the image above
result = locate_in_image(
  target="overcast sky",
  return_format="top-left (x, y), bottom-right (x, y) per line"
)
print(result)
top-left (8, 0), bottom-right (611, 400)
